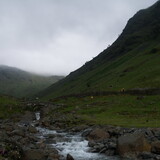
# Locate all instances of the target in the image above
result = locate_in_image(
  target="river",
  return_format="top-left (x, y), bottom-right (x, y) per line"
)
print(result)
top-left (35, 112), bottom-right (120, 160)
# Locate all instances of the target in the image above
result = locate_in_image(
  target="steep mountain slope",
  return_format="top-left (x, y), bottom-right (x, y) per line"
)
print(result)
top-left (0, 65), bottom-right (64, 98)
top-left (39, 1), bottom-right (160, 99)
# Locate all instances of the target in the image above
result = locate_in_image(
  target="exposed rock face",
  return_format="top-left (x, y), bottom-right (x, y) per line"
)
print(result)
top-left (117, 132), bottom-right (151, 158)
top-left (87, 128), bottom-right (110, 141)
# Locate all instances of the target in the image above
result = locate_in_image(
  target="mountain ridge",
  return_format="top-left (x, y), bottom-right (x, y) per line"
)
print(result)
top-left (38, 1), bottom-right (160, 99)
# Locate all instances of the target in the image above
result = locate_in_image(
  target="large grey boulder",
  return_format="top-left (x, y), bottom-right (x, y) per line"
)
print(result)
top-left (117, 131), bottom-right (151, 158)
top-left (87, 128), bottom-right (110, 141)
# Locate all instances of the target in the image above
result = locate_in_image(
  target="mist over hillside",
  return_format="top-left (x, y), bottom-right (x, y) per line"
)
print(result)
top-left (0, 65), bottom-right (64, 98)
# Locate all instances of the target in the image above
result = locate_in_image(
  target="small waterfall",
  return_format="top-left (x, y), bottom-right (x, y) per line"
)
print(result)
top-left (35, 112), bottom-right (40, 121)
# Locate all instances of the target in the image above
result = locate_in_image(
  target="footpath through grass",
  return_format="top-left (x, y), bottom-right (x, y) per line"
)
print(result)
top-left (52, 95), bottom-right (160, 128)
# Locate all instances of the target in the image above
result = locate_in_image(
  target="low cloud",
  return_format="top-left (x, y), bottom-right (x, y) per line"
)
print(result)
top-left (0, 0), bottom-right (158, 75)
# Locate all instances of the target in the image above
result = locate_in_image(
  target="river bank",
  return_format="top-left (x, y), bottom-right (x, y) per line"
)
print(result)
top-left (0, 110), bottom-right (119, 160)
top-left (1, 105), bottom-right (160, 160)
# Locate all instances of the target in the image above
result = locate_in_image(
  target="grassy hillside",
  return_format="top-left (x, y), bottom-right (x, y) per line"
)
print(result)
top-left (0, 65), bottom-right (64, 98)
top-left (39, 1), bottom-right (160, 100)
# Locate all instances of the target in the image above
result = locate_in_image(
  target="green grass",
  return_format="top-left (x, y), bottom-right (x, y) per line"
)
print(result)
top-left (0, 95), bottom-right (23, 119)
top-left (52, 95), bottom-right (160, 127)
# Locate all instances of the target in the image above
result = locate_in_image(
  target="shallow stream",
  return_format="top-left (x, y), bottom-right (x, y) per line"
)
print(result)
top-left (35, 112), bottom-right (120, 160)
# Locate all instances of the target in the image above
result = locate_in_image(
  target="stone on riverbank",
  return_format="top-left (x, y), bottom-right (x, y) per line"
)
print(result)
top-left (117, 131), bottom-right (151, 158)
top-left (87, 128), bottom-right (110, 141)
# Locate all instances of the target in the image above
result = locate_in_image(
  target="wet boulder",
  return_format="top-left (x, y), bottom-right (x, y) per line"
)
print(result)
top-left (81, 128), bottom-right (92, 137)
top-left (66, 153), bottom-right (74, 160)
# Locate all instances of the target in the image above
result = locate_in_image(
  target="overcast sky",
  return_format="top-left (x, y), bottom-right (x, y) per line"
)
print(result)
top-left (0, 0), bottom-right (158, 75)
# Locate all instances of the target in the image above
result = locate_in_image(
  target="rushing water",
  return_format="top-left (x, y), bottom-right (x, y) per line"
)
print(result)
top-left (52, 133), bottom-right (119, 160)
top-left (35, 112), bottom-right (119, 160)
top-left (35, 112), bottom-right (40, 121)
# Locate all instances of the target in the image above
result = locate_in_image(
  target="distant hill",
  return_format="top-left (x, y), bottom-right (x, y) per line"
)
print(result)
top-left (0, 65), bottom-right (64, 98)
top-left (38, 1), bottom-right (160, 99)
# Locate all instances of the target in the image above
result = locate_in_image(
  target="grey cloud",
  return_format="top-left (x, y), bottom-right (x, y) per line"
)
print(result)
top-left (0, 0), bottom-right (158, 75)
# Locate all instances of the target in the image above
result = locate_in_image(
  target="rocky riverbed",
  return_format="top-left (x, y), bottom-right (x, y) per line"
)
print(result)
top-left (1, 104), bottom-right (160, 160)
top-left (0, 111), bottom-right (60, 160)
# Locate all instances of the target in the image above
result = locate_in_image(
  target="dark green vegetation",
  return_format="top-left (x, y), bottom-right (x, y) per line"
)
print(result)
top-left (52, 94), bottom-right (160, 127)
top-left (0, 95), bottom-right (22, 119)
top-left (39, 1), bottom-right (160, 99)
top-left (0, 65), bottom-right (64, 98)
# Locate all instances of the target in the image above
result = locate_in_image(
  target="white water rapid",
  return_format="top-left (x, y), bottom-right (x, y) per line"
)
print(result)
top-left (35, 112), bottom-right (119, 160)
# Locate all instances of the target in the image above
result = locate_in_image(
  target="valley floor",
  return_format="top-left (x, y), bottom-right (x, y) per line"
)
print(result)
top-left (50, 94), bottom-right (160, 128)
top-left (1, 94), bottom-right (160, 159)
